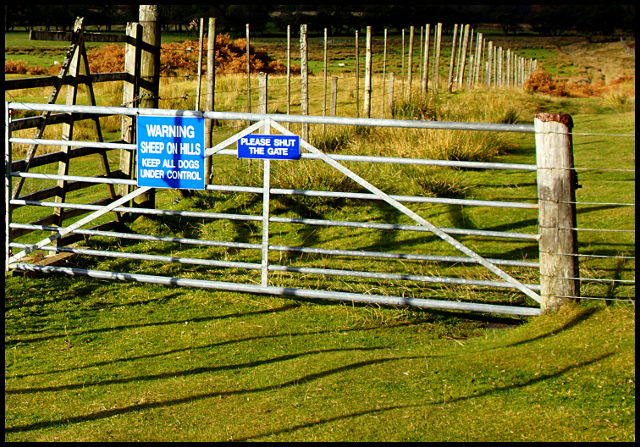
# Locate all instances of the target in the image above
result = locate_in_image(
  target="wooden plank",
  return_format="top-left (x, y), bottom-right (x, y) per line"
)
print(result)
top-left (9, 111), bottom-right (130, 131)
top-left (4, 73), bottom-right (129, 91)
top-left (11, 145), bottom-right (124, 170)
top-left (12, 220), bottom-right (126, 277)
top-left (12, 171), bottom-right (127, 208)
top-left (12, 252), bottom-right (76, 277)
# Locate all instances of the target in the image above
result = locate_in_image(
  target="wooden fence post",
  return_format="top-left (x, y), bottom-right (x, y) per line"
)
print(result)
top-left (432, 22), bottom-right (442, 93)
top-left (246, 24), bottom-right (251, 114)
top-left (387, 72), bottom-right (395, 116)
top-left (119, 22), bottom-right (141, 199)
top-left (406, 25), bottom-right (414, 98)
top-left (421, 23), bottom-right (430, 94)
top-left (323, 27), bottom-right (328, 118)
top-left (458, 24), bottom-right (469, 87)
top-left (447, 23), bottom-right (458, 93)
top-left (354, 29), bottom-right (359, 117)
top-left (497, 46), bottom-right (503, 87)
top-left (401, 29), bottom-right (405, 98)
top-left (195, 18), bottom-right (204, 111)
top-left (363, 26), bottom-right (372, 118)
top-left (381, 28), bottom-right (387, 117)
top-left (204, 17), bottom-right (215, 184)
top-left (330, 76), bottom-right (338, 116)
top-left (535, 113), bottom-right (580, 313)
top-left (259, 72), bottom-right (268, 114)
top-left (286, 25), bottom-right (291, 116)
top-left (137, 4), bottom-right (159, 209)
top-left (300, 24), bottom-right (309, 140)
top-left (485, 40), bottom-right (493, 88)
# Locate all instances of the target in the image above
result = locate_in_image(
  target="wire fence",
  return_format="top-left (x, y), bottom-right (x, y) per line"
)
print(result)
top-left (564, 129), bottom-right (635, 303)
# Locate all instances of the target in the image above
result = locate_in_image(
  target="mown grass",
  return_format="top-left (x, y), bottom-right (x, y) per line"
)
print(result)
top-left (4, 31), bottom-right (635, 441)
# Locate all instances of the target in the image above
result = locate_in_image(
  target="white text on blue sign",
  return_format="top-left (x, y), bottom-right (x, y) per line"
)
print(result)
top-left (237, 135), bottom-right (301, 160)
top-left (137, 115), bottom-right (205, 190)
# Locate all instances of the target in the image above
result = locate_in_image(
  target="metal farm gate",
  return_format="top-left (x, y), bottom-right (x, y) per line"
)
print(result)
top-left (5, 102), bottom-right (580, 316)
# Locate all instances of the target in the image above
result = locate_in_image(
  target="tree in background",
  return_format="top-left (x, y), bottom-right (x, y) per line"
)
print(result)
top-left (4, 4), bottom-right (636, 36)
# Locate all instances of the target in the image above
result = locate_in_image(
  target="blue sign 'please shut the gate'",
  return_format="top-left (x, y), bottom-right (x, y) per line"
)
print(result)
top-left (237, 134), bottom-right (301, 160)
top-left (137, 115), bottom-right (205, 190)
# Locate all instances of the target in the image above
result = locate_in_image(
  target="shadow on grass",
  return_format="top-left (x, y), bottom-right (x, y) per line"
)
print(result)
top-left (4, 355), bottom-right (422, 434)
top-left (4, 351), bottom-right (614, 436)
top-left (503, 307), bottom-right (599, 348)
top-left (7, 321), bottom-right (426, 380)
top-left (5, 302), bottom-right (301, 347)
top-left (232, 351), bottom-right (615, 442)
top-left (6, 346), bottom-right (388, 394)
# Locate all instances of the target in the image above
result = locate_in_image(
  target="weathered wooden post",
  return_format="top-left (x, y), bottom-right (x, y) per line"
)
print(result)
top-left (381, 28), bottom-right (387, 117)
top-left (259, 72), bottom-right (268, 114)
top-left (286, 25), bottom-right (291, 116)
top-left (535, 113), bottom-right (580, 313)
top-left (120, 22), bottom-right (142, 201)
top-left (363, 26), bottom-right (372, 118)
top-left (400, 29), bottom-right (405, 98)
top-left (387, 72), bottom-right (395, 116)
top-left (246, 24), bottom-right (251, 114)
top-left (447, 23), bottom-right (458, 93)
top-left (457, 24), bottom-right (469, 87)
top-left (432, 22), bottom-right (442, 93)
top-left (137, 4), bottom-right (160, 209)
top-left (204, 17), bottom-right (216, 184)
top-left (195, 18), bottom-right (204, 111)
top-left (54, 17), bottom-right (85, 232)
top-left (421, 23), bottom-right (430, 94)
top-left (485, 40), bottom-right (493, 88)
top-left (406, 25), bottom-right (414, 98)
top-left (323, 27), bottom-right (328, 118)
top-left (330, 76), bottom-right (338, 116)
top-left (354, 29), bottom-right (359, 117)
top-left (300, 24), bottom-right (309, 139)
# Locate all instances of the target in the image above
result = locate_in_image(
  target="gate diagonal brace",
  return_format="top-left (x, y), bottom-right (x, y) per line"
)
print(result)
top-left (204, 120), bottom-right (266, 157)
top-left (269, 119), bottom-right (541, 304)
top-left (7, 187), bottom-right (152, 266)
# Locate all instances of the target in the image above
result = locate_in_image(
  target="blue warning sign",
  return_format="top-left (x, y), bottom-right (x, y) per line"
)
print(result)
top-left (237, 134), bottom-right (301, 160)
top-left (137, 115), bottom-right (205, 190)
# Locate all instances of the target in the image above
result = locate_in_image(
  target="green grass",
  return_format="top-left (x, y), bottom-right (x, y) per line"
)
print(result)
top-left (5, 282), bottom-right (634, 441)
top-left (4, 31), bottom-right (635, 441)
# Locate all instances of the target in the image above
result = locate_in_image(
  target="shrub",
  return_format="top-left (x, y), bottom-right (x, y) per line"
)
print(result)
top-left (4, 60), bottom-right (50, 75)
top-left (524, 69), bottom-right (568, 97)
top-left (4, 60), bottom-right (29, 74)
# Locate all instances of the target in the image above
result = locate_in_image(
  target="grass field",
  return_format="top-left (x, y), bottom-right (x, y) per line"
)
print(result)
top-left (4, 29), bottom-right (635, 441)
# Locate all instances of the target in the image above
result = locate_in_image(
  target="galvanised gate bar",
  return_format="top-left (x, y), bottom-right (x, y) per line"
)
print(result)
top-left (5, 102), bottom-right (580, 316)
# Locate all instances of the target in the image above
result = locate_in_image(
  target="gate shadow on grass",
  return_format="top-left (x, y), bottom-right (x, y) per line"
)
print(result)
top-left (5, 302), bottom-right (300, 347)
top-left (7, 321), bottom-right (430, 380)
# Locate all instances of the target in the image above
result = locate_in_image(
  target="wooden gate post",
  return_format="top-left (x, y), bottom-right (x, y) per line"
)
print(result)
top-left (137, 5), bottom-right (160, 209)
top-left (120, 22), bottom-right (141, 202)
top-left (535, 113), bottom-right (580, 313)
